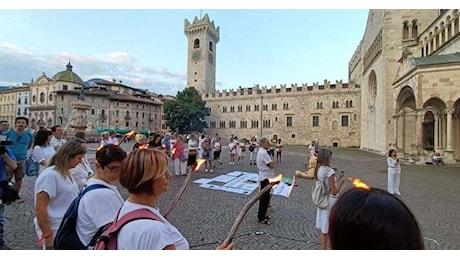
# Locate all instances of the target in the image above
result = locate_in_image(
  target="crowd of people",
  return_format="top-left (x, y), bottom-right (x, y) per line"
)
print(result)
top-left (0, 116), bottom-right (429, 250)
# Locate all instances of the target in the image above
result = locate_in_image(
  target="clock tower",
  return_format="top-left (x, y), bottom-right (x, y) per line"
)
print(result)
top-left (184, 14), bottom-right (220, 94)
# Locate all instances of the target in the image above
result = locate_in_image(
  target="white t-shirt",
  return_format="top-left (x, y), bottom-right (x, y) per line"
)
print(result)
top-left (117, 200), bottom-right (189, 250)
top-left (100, 139), bottom-right (110, 146)
top-left (34, 166), bottom-right (79, 234)
top-left (256, 147), bottom-right (275, 181)
top-left (50, 136), bottom-right (67, 150)
top-left (76, 179), bottom-right (124, 247)
top-left (308, 144), bottom-right (316, 156)
top-left (69, 155), bottom-right (94, 190)
top-left (31, 145), bottom-right (56, 174)
top-left (108, 136), bottom-right (119, 144)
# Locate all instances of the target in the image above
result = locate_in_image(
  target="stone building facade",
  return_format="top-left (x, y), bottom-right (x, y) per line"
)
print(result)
top-left (350, 9), bottom-right (460, 164)
top-left (0, 85), bottom-right (29, 125)
top-left (4, 63), bottom-right (164, 137)
top-left (185, 14), bottom-right (361, 146)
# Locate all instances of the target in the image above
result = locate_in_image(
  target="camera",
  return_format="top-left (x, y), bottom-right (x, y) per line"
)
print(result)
top-left (0, 135), bottom-right (13, 146)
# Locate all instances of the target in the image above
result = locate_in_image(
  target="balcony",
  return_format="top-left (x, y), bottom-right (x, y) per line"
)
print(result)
top-left (99, 114), bottom-right (107, 120)
top-left (124, 115), bottom-right (131, 120)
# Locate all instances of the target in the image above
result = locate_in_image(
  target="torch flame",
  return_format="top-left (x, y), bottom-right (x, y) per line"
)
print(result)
top-left (126, 130), bottom-right (136, 138)
top-left (96, 144), bottom-right (104, 151)
top-left (193, 159), bottom-right (207, 171)
top-left (268, 174), bottom-right (282, 185)
top-left (348, 177), bottom-right (371, 190)
top-left (171, 148), bottom-right (176, 156)
top-left (139, 144), bottom-right (149, 150)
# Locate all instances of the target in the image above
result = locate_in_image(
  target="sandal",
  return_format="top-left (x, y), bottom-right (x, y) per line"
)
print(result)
top-left (258, 219), bottom-right (271, 225)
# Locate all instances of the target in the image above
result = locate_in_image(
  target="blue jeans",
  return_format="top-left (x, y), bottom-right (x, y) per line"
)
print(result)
top-left (0, 186), bottom-right (5, 246)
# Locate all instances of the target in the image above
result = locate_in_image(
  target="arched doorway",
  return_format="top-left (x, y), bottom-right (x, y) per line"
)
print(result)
top-left (422, 111), bottom-right (434, 151)
top-left (422, 98), bottom-right (447, 152)
top-left (395, 86), bottom-right (416, 154)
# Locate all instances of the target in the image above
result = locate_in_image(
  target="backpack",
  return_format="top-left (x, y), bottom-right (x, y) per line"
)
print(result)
top-left (54, 184), bottom-right (109, 250)
top-left (23, 156), bottom-right (40, 177)
top-left (248, 144), bottom-right (255, 152)
top-left (311, 169), bottom-right (329, 209)
top-left (93, 208), bottom-right (160, 250)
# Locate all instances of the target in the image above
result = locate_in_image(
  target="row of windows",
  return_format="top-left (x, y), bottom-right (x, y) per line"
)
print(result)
top-left (209, 115), bottom-right (351, 129)
top-left (218, 100), bottom-right (353, 113)
top-left (16, 108), bottom-right (28, 116)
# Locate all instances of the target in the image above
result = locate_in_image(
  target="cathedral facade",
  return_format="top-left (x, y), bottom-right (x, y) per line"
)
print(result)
top-left (350, 9), bottom-right (460, 164)
top-left (184, 14), bottom-right (361, 147)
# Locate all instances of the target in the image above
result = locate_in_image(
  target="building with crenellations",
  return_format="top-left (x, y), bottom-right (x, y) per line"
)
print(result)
top-left (184, 14), bottom-right (361, 147)
top-left (184, 10), bottom-right (460, 165)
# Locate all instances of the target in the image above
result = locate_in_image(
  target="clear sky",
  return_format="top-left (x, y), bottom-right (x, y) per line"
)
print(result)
top-left (1, 1), bottom-right (449, 96)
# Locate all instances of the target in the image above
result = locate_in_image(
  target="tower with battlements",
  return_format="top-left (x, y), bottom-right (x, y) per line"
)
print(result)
top-left (184, 14), bottom-right (220, 95)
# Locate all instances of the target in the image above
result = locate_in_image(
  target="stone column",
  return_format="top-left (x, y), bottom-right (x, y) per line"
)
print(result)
top-left (434, 114), bottom-right (439, 149)
top-left (446, 108), bottom-right (453, 151)
top-left (416, 110), bottom-right (423, 149)
top-left (393, 114), bottom-right (399, 149)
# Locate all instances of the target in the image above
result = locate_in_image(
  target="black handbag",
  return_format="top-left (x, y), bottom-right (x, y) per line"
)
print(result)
top-left (0, 180), bottom-right (20, 204)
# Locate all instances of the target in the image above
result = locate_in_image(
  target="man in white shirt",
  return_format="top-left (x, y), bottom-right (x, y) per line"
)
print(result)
top-left (50, 125), bottom-right (67, 151)
top-left (256, 137), bottom-right (276, 224)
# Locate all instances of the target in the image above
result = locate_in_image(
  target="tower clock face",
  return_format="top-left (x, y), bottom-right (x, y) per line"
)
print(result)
top-left (208, 53), bottom-right (214, 64)
top-left (192, 51), bottom-right (201, 61)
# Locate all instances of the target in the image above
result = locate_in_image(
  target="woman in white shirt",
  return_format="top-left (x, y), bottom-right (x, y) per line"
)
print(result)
top-left (31, 130), bottom-right (56, 175)
top-left (116, 148), bottom-right (233, 250)
top-left (70, 138), bottom-right (94, 190)
top-left (314, 148), bottom-right (344, 250)
top-left (76, 144), bottom-right (127, 249)
top-left (34, 141), bottom-right (87, 250)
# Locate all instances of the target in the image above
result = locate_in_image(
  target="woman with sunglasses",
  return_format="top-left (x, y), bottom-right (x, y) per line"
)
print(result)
top-left (116, 148), bottom-right (233, 250)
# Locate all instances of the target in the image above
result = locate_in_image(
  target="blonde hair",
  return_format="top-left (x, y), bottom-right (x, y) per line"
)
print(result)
top-left (48, 141), bottom-right (86, 176)
top-left (120, 148), bottom-right (169, 195)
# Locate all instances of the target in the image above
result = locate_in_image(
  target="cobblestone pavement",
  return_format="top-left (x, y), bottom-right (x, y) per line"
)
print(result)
top-left (3, 142), bottom-right (460, 250)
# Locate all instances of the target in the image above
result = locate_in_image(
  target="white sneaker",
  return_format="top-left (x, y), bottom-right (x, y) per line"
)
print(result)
top-left (210, 169), bottom-right (213, 173)
top-left (205, 169), bottom-right (208, 173)
top-left (395, 192), bottom-right (401, 196)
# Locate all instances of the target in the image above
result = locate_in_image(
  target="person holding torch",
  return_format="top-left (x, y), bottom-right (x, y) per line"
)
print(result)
top-left (256, 137), bottom-right (276, 225)
top-left (116, 148), bottom-right (233, 250)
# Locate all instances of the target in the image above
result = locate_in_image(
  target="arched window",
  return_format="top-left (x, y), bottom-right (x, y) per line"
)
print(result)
top-left (194, 39), bottom-right (200, 49)
top-left (209, 41), bottom-right (213, 51)
top-left (283, 102), bottom-right (289, 110)
top-left (368, 70), bottom-right (377, 108)
top-left (222, 106), bottom-right (227, 113)
top-left (411, 21), bottom-right (418, 38)
top-left (403, 22), bottom-right (409, 39)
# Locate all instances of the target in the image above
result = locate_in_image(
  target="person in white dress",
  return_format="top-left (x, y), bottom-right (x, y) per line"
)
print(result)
top-left (116, 148), bottom-right (233, 250)
top-left (34, 141), bottom-right (87, 250)
top-left (76, 144), bottom-right (127, 249)
top-left (387, 149), bottom-right (401, 196)
top-left (314, 148), bottom-right (344, 250)
top-left (31, 130), bottom-right (56, 175)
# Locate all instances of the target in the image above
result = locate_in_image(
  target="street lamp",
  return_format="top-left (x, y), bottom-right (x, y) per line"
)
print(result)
top-left (260, 95), bottom-right (263, 138)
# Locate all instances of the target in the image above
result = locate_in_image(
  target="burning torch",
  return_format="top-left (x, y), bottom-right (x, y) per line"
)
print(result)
top-left (226, 174), bottom-right (282, 244)
top-left (163, 159), bottom-right (207, 219)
